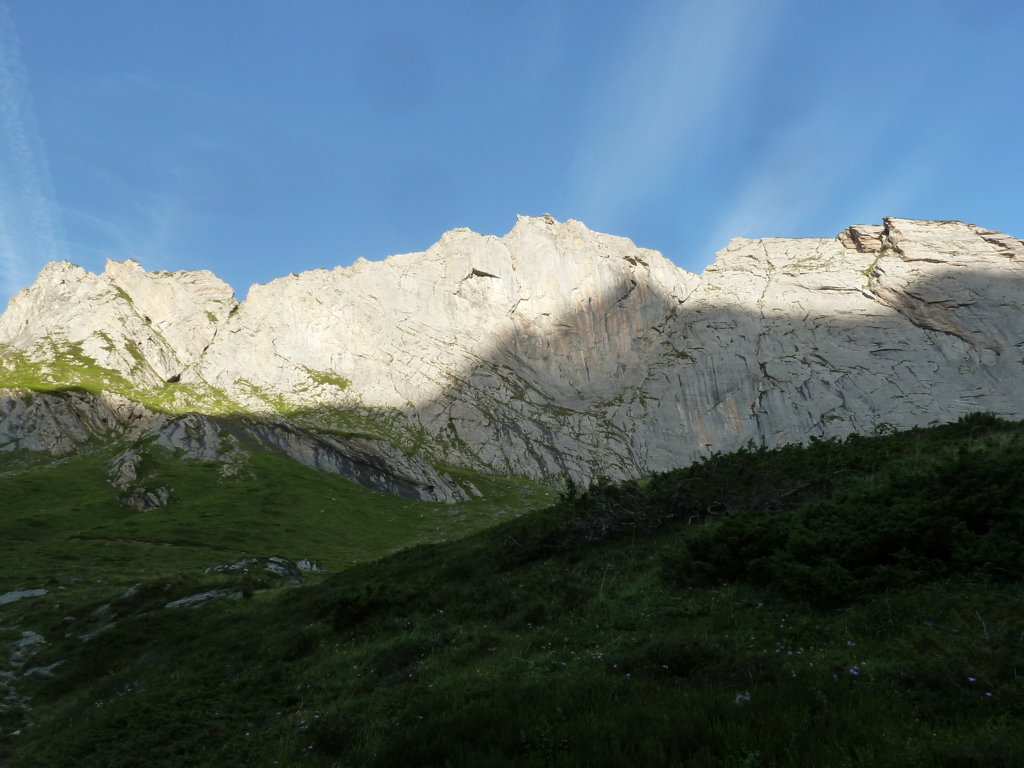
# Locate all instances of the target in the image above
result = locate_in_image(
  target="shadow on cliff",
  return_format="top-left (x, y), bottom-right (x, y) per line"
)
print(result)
top-left (3, 259), bottom-right (1023, 501)
top-left (278, 259), bottom-right (1024, 489)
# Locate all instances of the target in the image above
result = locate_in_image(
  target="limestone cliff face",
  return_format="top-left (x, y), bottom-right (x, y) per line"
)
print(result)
top-left (0, 259), bottom-right (235, 386)
top-left (192, 215), bottom-right (695, 408)
top-left (1, 215), bottom-right (1022, 494)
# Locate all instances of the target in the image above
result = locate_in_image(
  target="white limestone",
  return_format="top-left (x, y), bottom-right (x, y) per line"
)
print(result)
top-left (2, 215), bottom-right (1023, 489)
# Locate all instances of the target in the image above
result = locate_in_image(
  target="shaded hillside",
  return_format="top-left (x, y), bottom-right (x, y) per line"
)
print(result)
top-left (5, 414), bottom-right (1024, 766)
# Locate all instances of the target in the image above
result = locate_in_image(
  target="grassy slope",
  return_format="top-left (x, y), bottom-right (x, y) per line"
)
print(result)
top-left (4, 414), bottom-right (1024, 766)
top-left (0, 445), bottom-right (555, 759)
top-left (0, 448), bottom-right (553, 581)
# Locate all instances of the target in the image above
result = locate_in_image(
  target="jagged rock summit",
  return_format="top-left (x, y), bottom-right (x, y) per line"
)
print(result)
top-left (2, 215), bottom-right (1023, 501)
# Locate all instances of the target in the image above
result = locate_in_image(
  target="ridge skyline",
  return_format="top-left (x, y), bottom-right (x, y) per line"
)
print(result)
top-left (7, 214), bottom-right (1017, 305)
top-left (2, 214), bottom-right (1023, 495)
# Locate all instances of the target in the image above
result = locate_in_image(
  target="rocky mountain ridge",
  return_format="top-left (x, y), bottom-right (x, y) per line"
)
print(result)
top-left (1, 215), bottom-right (1023, 503)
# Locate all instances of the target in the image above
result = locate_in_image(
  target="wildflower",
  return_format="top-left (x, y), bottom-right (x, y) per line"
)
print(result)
top-left (967, 676), bottom-right (976, 683)
top-left (849, 666), bottom-right (860, 676)
top-left (846, 641), bottom-right (856, 647)
top-left (734, 691), bottom-right (751, 704)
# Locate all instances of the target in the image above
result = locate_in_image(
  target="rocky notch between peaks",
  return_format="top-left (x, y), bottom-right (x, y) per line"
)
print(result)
top-left (1, 215), bottom-right (1023, 502)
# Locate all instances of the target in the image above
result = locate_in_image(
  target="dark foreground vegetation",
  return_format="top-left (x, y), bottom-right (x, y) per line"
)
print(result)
top-left (5, 413), bottom-right (1024, 766)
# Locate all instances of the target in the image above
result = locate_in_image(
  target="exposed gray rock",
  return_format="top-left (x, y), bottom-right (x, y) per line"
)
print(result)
top-left (205, 555), bottom-right (304, 584)
top-left (153, 412), bottom-right (241, 462)
top-left (119, 584), bottom-right (141, 600)
top-left (107, 449), bottom-right (143, 489)
top-left (0, 589), bottom-right (47, 606)
top-left (106, 413), bottom-right (251, 501)
top-left (22, 661), bottom-right (63, 680)
top-left (120, 486), bottom-right (172, 511)
top-left (164, 589), bottom-right (244, 609)
top-left (11, 631), bottom-right (46, 664)
top-left (239, 419), bottom-right (467, 502)
top-left (0, 388), bottom-right (156, 455)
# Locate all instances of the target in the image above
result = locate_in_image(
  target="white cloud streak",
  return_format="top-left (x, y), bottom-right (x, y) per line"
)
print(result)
top-left (0, 1), bottom-right (66, 303)
top-left (700, 100), bottom-right (866, 253)
top-left (570, 0), bottom-right (784, 225)
top-left (701, 100), bottom-right (949, 256)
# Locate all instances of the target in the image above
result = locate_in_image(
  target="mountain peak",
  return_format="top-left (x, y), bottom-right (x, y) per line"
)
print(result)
top-left (2, 217), bottom-right (1023, 495)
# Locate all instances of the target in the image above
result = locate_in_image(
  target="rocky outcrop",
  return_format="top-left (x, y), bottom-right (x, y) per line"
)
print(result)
top-left (628, 218), bottom-right (1024, 470)
top-left (2, 215), bottom-right (1023, 490)
top-left (0, 388), bottom-right (157, 454)
top-left (192, 215), bottom-right (696, 413)
top-left (204, 555), bottom-right (308, 584)
top-left (238, 419), bottom-right (470, 502)
top-left (0, 259), bottom-right (234, 387)
top-left (0, 388), bottom-right (469, 503)
top-left (119, 486), bottom-right (173, 512)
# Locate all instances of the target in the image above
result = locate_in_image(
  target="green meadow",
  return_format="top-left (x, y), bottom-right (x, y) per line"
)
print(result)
top-left (3, 413), bottom-right (1024, 766)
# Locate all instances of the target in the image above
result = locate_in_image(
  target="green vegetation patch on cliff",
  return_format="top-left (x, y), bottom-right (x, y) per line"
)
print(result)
top-left (0, 343), bottom-right (240, 415)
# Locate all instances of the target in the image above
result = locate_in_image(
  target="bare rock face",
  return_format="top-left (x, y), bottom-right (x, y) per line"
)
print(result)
top-left (187, 216), bottom-right (699, 480)
top-left (1, 215), bottom-right (1023, 493)
top-left (631, 218), bottom-right (1024, 471)
top-left (0, 389), bottom-right (157, 454)
top-left (0, 259), bottom-right (235, 387)
top-left (192, 215), bottom-right (695, 409)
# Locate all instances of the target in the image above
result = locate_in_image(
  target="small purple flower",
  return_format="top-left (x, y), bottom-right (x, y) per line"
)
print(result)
top-left (967, 676), bottom-right (976, 683)
top-left (848, 666), bottom-right (859, 676)
top-left (985, 692), bottom-right (993, 697)
top-left (847, 641), bottom-right (856, 647)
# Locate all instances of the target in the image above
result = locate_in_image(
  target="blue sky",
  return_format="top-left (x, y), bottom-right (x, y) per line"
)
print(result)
top-left (1, 0), bottom-right (1022, 300)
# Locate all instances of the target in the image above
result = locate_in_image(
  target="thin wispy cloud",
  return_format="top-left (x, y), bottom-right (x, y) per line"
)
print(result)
top-left (0, 1), bottom-right (66, 302)
top-left (569, 0), bottom-right (784, 227)
top-left (2, 2), bottom-right (1019, 292)
top-left (702, 99), bottom-right (951, 256)
top-left (701, 100), bottom-right (868, 253)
